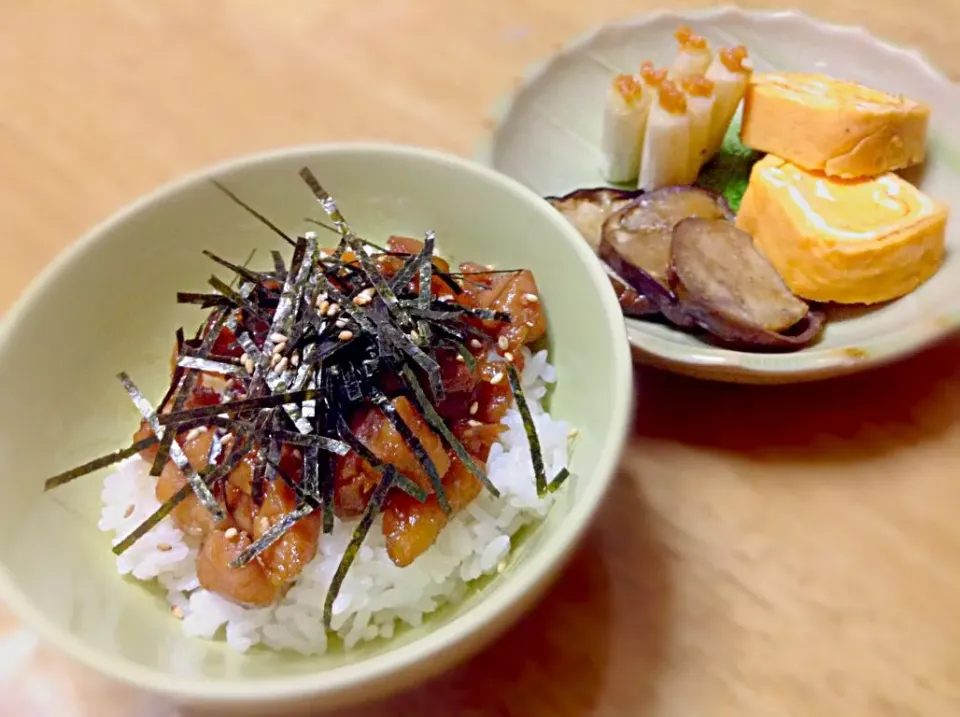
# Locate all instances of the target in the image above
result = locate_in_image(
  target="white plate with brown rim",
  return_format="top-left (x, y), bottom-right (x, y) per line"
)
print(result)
top-left (475, 7), bottom-right (960, 384)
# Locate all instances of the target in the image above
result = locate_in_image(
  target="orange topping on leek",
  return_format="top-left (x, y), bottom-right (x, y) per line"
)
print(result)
top-left (658, 80), bottom-right (688, 115)
top-left (675, 25), bottom-right (708, 51)
top-left (680, 74), bottom-right (715, 98)
top-left (639, 61), bottom-right (667, 88)
top-left (612, 73), bottom-right (644, 105)
top-left (719, 45), bottom-right (750, 73)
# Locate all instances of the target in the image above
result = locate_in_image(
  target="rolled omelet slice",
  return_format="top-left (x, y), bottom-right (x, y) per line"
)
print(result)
top-left (740, 72), bottom-right (930, 178)
top-left (736, 155), bottom-right (948, 304)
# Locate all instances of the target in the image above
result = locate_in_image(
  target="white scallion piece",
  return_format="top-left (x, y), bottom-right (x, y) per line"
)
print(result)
top-left (668, 26), bottom-right (713, 81)
top-left (704, 45), bottom-right (754, 161)
top-left (599, 74), bottom-right (650, 184)
top-left (680, 73), bottom-right (718, 181)
top-left (638, 80), bottom-right (693, 192)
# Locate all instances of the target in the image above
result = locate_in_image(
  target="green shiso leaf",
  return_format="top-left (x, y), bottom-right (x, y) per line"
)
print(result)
top-left (694, 109), bottom-right (763, 214)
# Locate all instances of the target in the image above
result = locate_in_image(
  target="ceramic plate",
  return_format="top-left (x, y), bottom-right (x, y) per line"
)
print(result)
top-left (476, 8), bottom-right (960, 384)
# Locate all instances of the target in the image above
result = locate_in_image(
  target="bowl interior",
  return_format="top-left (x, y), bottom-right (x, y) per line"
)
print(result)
top-left (0, 146), bottom-right (630, 693)
top-left (483, 9), bottom-right (960, 380)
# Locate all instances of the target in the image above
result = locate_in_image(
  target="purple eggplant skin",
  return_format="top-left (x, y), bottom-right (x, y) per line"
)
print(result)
top-left (545, 186), bottom-right (658, 317)
top-left (605, 269), bottom-right (658, 317)
top-left (545, 187), bottom-right (645, 252)
top-left (598, 186), bottom-right (734, 329)
top-left (668, 217), bottom-right (825, 351)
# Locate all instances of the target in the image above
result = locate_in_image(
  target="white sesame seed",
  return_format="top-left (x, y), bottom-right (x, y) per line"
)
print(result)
top-left (353, 293), bottom-right (371, 306)
top-left (335, 318), bottom-right (348, 328)
top-left (469, 339), bottom-right (482, 350)
top-left (270, 353), bottom-right (282, 368)
top-left (485, 263), bottom-right (495, 270)
top-left (291, 353), bottom-right (300, 367)
top-left (523, 293), bottom-right (539, 304)
top-left (409, 329), bottom-right (420, 341)
top-left (339, 330), bottom-right (355, 341)
top-left (456, 354), bottom-right (465, 363)
top-left (275, 356), bottom-right (289, 373)
top-left (157, 543), bottom-right (172, 552)
top-left (327, 303), bottom-right (341, 316)
top-left (272, 340), bottom-right (287, 355)
top-left (504, 352), bottom-right (514, 362)
top-left (224, 527), bottom-right (238, 540)
top-left (317, 299), bottom-right (330, 314)
top-left (123, 504), bottom-right (135, 519)
top-left (440, 294), bottom-right (454, 302)
top-left (467, 419), bottom-right (481, 427)
top-left (469, 402), bottom-right (479, 415)
top-left (221, 433), bottom-right (234, 446)
top-left (304, 230), bottom-right (318, 240)
top-left (568, 428), bottom-right (579, 439)
top-left (319, 249), bottom-right (331, 259)
top-left (497, 336), bottom-right (509, 351)
top-left (185, 427), bottom-right (203, 442)
top-left (270, 333), bottom-right (288, 344)
top-left (172, 606), bottom-right (184, 620)
top-left (490, 372), bottom-right (504, 385)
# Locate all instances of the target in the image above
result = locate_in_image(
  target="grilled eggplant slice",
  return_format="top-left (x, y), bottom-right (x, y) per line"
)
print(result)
top-left (669, 218), bottom-right (824, 349)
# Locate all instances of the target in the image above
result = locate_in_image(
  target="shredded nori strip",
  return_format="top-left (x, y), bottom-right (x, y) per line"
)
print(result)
top-left (399, 301), bottom-right (511, 323)
top-left (157, 328), bottom-right (188, 414)
top-left (176, 356), bottom-right (244, 376)
top-left (157, 388), bottom-right (320, 426)
top-left (323, 465), bottom-right (397, 627)
top-left (229, 503), bottom-right (315, 569)
top-left (177, 292), bottom-right (233, 308)
top-left (208, 276), bottom-right (270, 322)
top-left (211, 178), bottom-right (297, 247)
top-left (370, 388), bottom-right (449, 514)
top-left (506, 363), bottom-right (565, 498)
top-left (389, 234), bottom-right (434, 293)
top-left (112, 481), bottom-right (193, 555)
top-left (546, 467), bottom-right (571, 494)
top-left (118, 372), bottom-right (225, 522)
top-left (271, 250), bottom-right (287, 280)
top-left (271, 429), bottom-right (350, 455)
top-left (300, 167), bottom-right (413, 331)
top-left (202, 250), bottom-right (269, 288)
top-left (43, 436), bottom-right (158, 491)
top-left (399, 365), bottom-right (499, 498)
top-left (152, 309), bottom-right (232, 476)
top-left (449, 339), bottom-right (477, 370)
top-left (303, 217), bottom-right (340, 237)
top-left (302, 444), bottom-right (320, 500)
top-left (335, 414), bottom-right (429, 504)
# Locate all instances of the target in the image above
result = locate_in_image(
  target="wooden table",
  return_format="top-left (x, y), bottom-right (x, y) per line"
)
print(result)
top-left (3, 1), bottom-right (960, 715)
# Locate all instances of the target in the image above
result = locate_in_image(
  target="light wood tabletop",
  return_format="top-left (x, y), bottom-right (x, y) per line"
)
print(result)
top-left (3, 1), bottom-right (960, 715)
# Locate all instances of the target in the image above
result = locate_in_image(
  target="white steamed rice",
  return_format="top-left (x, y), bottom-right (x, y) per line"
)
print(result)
top-left (98, 348), bottom-right (571, 654)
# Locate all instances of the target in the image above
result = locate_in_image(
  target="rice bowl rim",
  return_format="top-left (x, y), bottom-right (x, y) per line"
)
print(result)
top-left (0, 142), bottom-right (634, 704)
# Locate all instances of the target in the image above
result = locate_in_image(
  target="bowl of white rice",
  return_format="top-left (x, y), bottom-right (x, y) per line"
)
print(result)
top-left (0, 143), bottom-right (633, 713)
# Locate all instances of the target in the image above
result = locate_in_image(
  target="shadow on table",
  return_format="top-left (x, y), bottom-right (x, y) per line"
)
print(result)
top-left (325, 470), bottom-right (673, 717)
top-left (631, 335), bottom-right (960, 464)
